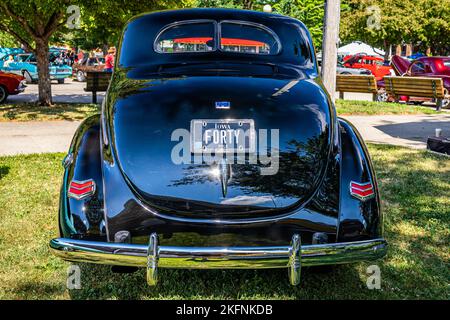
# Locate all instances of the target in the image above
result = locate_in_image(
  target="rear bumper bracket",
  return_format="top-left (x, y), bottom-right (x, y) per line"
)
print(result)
top-left (49, 235), bottom-right (387, 286)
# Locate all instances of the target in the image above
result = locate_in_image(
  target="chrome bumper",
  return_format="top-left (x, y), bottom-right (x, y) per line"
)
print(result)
top-left (49, 234), bottom-right (387, 286)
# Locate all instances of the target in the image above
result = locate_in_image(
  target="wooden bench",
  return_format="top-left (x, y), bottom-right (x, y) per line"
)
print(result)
top-left (84, 71), bottom-right (112, 103)
top-left (384, 76), bottom-right (445, 111)
top-left (336, 74), bottom-right (378, 101)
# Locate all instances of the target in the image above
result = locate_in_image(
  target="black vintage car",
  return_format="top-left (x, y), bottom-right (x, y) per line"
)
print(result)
top-left (50, 9), bottom-right (387, 286)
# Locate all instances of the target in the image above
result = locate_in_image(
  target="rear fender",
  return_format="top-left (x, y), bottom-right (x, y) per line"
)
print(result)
top-left (337, 118), bottom-right (383, 242)
top-left (59, 114), bottom-right (105, 240)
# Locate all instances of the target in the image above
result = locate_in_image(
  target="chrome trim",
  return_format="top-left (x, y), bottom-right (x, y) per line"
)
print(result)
top-left (147, 233), bottom-right (159, 285)
top-left (62, 152), bottom-right (73, 169)
top-left (50, 236), bottom-right (387, 285)
top-left (288, 234), bottom-right (301, 285)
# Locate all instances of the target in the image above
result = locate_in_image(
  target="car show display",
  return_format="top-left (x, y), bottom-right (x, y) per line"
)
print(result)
top-left (0, 51), bottom-right (72, 84)
top-left (343, 53), bottom-right (392, 80)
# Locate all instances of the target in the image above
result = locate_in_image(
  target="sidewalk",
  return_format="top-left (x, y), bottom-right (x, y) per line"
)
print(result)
top-left (0, 114), bottom-right (449, 156)
top-left (0, 121), bottom-right (79, 156)
top-left (342, 114), bottom-right (450, 149)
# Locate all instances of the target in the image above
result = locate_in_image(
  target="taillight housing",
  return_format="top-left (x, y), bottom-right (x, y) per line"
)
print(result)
top-left (350, 181), bottom-right (374, 201)
top-left (68, 179), bottom-right (96, 200)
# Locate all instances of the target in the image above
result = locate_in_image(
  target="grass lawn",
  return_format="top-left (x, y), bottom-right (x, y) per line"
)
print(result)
top-left (0, 100), bottom-right (443, 122)
top-left (0, 145), bottom-right (448, 299)
top-left (335, 99), bottom-right (443, 115)
top-left (0, 103), bottom-right (100, 122)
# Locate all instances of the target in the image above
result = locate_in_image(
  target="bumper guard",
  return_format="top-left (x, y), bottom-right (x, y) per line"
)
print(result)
top-left (49, 234), bottom-right (387, 286)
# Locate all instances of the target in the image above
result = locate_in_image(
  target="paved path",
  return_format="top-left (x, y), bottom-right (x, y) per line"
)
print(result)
top-left (1, 114), bottom-right (449, 156)
top-left (0, 121), bottom-right (80, 156)
top-left (6, 79), bottom-right (105, 104)
top-left (342, 114), bottom-right (450, 149)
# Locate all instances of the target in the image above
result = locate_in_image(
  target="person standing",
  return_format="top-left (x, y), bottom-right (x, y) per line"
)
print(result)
top-left (104, 47), bottom-right (116, 72)
top-left (4, 55), bottom-right (14, 68)
top-left (77, 50), bottom-right (85, 64)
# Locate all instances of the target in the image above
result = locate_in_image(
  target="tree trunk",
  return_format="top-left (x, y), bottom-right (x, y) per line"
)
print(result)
top-left (383, 40), bottom-right (390, 61)
top-left (35, 39), bottom-right (52, 106)
top-left (242, 0), bottom-right (254, 10)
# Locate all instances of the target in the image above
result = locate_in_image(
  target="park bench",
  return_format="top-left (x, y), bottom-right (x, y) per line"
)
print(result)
top-left (84, 71), bottom-right (112, 103)
top-left (336, 74), bottom-right (378, 101)
top-left (383, 76), bottom-right (445, 111)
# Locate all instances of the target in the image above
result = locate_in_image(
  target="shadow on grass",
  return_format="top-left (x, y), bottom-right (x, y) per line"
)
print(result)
top-left (0, 103), bottom-right (100, 121)
top-left (67, 263), bottom-right (371, 300)
top-left (13, 281), bottom-right (65, 298)
top-left (0, 166), bottom-right (9, 181)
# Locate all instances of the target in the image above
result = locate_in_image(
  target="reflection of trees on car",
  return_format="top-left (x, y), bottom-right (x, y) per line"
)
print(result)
top-left (171, 134), bottom-right (329, 199)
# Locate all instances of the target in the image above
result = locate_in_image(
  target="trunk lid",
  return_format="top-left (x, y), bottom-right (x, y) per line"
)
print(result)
top-left (110, 71), bottom-right (333, 217)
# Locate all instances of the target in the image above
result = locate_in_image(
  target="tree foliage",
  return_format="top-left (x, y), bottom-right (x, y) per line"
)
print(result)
top-left (273, 0), bottom-right (325, 49)
top-left (0, 31), bottom-right (19, 47)
top-left (340, 0), bottom-right (450, 55)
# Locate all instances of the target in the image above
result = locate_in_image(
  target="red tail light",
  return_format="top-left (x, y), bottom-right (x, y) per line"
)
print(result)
top-left (68, 179), bottom-right (96, 200)
top-left (350, 181), bottom-right (374, 201)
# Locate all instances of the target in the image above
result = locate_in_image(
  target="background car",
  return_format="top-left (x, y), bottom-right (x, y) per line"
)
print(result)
top-left (0, 47), bottom-right (24, 60)
top-left (0, 71), bottom-right (26, 103)
top-left (0, 52), bottom-right (72, 84)
top-left (318, 59), bottom-right (372, 75)
top-left (337, 61), bottom-right (371, 75)
top-left (378, 55), bottom-right (450, 107)
top-left (343, 53), bottom-right (392, 80)
top-left (72, 56), bottom-right (105, 82)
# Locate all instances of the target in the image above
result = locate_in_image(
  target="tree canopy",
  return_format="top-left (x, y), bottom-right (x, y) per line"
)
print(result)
top-left (340, 0), bottom-right (450, 55)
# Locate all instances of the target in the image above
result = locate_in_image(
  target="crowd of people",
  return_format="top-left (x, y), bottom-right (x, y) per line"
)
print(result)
top-left (53, 47), bottom-right (116, 71)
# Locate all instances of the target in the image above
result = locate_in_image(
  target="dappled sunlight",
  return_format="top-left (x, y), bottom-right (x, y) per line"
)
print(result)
top-left (0, 103), bottom-right (100, 122)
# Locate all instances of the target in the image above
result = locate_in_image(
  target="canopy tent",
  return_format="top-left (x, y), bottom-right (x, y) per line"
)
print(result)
top-left (338, 41), bottom-right (385, 57)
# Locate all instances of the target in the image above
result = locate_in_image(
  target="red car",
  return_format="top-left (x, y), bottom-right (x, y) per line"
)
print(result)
top-left (379, 55), bottom-right (450, 107)
top-left (0, 71), bottom-right (26, 103)
top-left (343, 54), bottom-right (392, 80)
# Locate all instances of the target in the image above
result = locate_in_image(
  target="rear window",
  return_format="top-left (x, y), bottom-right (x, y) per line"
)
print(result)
top-left (155, 21), bottom-right (216, 53)
top-left (219, 22), bottom-right (279, 55)
top-left (154, 20), bottom-right (280, 55)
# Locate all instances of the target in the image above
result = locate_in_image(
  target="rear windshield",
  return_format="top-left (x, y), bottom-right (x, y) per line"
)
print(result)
top-left (220, 22), bottom-right (279, 55)
top-left (155, 21), bottom-right (215, 53)
top-left (154, 20), bottom-right (280, 55)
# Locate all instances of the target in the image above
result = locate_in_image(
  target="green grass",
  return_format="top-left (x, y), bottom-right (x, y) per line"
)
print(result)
top-left (0, 103), bottom-right (100, 122)
top-left (0, 145), bottom-right (448, 299)
top-left (336, 99), bottom-right (443, 115)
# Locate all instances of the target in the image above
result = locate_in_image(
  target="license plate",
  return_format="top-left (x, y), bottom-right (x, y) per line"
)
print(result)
top-left (191, 119), bottom-right (256, 153)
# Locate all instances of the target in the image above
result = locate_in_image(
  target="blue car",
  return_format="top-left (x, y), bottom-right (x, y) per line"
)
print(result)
top-left (0, 51), bottom-right (72, 84)
top-left (0, 47), bottom-right (24, 60)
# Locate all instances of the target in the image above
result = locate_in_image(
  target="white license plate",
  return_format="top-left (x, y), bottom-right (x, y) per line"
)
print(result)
top-left (191, 119), bottom-right (256, 153)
